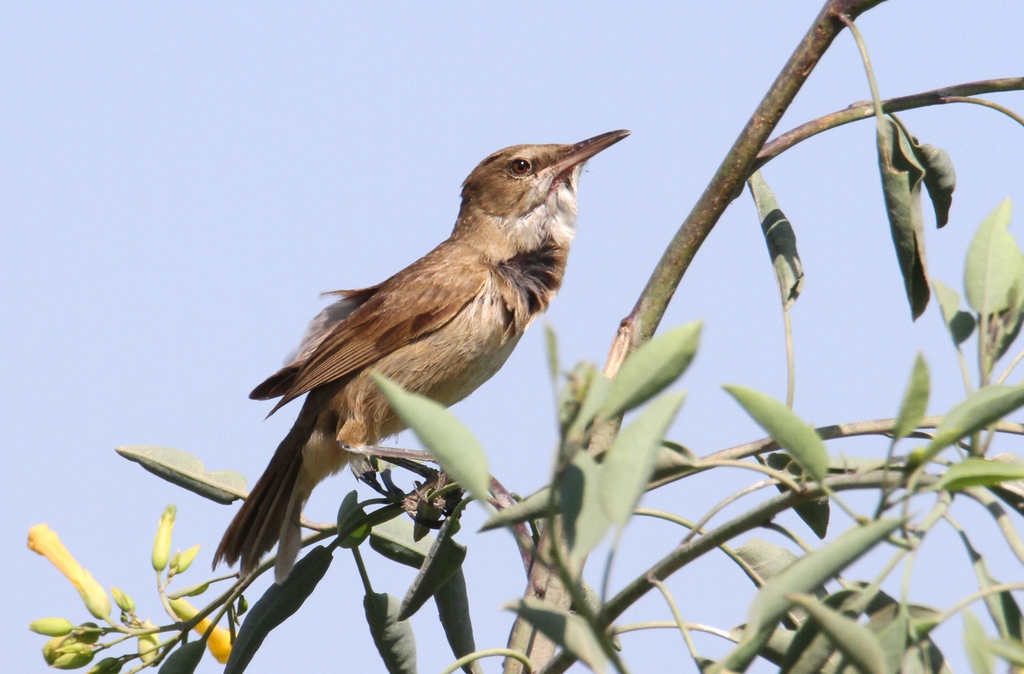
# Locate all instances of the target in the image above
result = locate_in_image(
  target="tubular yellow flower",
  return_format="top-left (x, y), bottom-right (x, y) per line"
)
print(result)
top-left (28, 524), bottom-right (111, 622)
top-left (168, 598), bottom-right (233, 664)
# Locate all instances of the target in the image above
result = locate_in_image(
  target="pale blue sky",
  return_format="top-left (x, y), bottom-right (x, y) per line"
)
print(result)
top-left (4, 3), bottom-right (1024, 672)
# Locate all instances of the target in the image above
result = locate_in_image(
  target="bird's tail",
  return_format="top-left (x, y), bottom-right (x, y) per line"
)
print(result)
top-left (214, 409), bottom-right (317, 581)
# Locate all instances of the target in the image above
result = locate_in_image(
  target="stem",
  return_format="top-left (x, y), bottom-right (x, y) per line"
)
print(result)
top-left (442, 649), bottom-right (534, 674)
top-left (755, 78), bottom-right (1024, 170)
top-left (783, 303), bottom-right (796, 408)
top-left (837, 14), bottom-right (884, 119)
top-left (614, 621), bottom-right (735, 642)
top-left (996, 348), bottom-right (1024, 385)
top-left (650, 578), bottom-right (701, 667)
top-left (941, 96), bottom-right (1024, 129)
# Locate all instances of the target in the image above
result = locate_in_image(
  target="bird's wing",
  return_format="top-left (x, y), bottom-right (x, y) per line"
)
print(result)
top-left (255, 252), bottom-right (488, 414)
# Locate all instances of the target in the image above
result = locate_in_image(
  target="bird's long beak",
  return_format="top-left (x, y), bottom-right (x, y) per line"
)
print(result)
top-left (544, 129), bottom-right (631, 180)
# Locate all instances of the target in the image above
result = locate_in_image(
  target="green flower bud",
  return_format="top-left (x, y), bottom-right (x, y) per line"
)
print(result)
top-left (29, 617), bottom-right (75, 636)
top-left (52, 649), bottom-right (94, 670)
top-left (137, 622), bottom-right (160, 665)
top-left (75, 623), bottom-right (101, 645)
top-left (86, 657), bottom-right (122, 674)
top-left (151, 505), bottom-right (176, 573)
top-left (236, 594), bottom-right (248, 616)
top-left (173, 544), bottom-right (201, 574)
top-left (110, 587), bottom-right (134, 614)
top-left (43, 636), bottom-right (66, 665)
top-left (56, 640), bottom-right (92, 655)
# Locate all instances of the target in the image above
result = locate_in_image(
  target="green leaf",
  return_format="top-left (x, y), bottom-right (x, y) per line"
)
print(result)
top-left (965, 199), bottom-right (1018, 316)
top-left (115, 446), bottom-right (247, 505)
top-left (735, 538), bottom-right (800, 588)
top-left (923, 385), bottom-right (1024, 459)
top-left (559, 452), bottom-right (610, 572)
top-left (224, 546), bottom-right (334, 674)
top-left (933, 280), bottom-right (976, 347)
top-left (157, 640), bottom-right (205, 674)
top-left (565, 370), bottom-right (611, 446)
top-left (872, 603), bottom-right (911, 674)
top-left (370, 517), bottom-right (436, 568)
top-left (600, 392), bottom-right (685, 526)
top-left (938, 457), bottom-right (1024, 492)
top-left (780, 589), bottom-right (866, 674)
top-left (336, 490), bottom-right (371, 548)
top-left (374, 375), bottom-right (490, 502)
top-left (894, 352), bottom-right (930, 440)
top-left (989, 638), bottom-right (1024, 666)
top-left (545, 324), bottom-right (559, 385)
top-left (433, 568), bottom-right (481, 674)
top-left (506, 598), bottom-right (608, 674)
top-left (558, 363), bottom-right (597, 437)
top-left (748, 170), bottom-right (805, 308)
top-left (648, 440), bottom-right (700, 488)
top-left (787, 594), bottom-right (887, 674)
top-left (957, 528), bottom-right (1023, 641)
top-left (747, 519), bottom-right (903, 642)
top-left (364, 592), bottom-right (418, 674)
top-left (964, 609), bottom-right (994, 674)
top-left (914, 141), bottom-right (956, 229)
top-left (599, 321), bottom-right (702, 419)
top-left (479, 487), bottom-right (550, 532)
top-left (876, 116), bottom-right (930, 320)
top-left (764, 452), bottom-right (830, 538)
top-left (724, 385), bottom-right (828, 481)
top-left (399, 516), bottom-right (467, 620)
top-left (987, 453), bottom-right (1024, 517)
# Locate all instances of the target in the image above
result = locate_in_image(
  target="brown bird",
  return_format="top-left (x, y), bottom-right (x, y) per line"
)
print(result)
top-left (214, 130), bottom-right (630, 580)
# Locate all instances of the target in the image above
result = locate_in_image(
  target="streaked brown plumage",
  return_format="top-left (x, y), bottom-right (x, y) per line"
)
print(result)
top-left (214, 130), bottom-right (629, 580)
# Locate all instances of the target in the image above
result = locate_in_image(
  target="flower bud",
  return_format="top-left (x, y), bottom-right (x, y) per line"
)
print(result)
top-left (173, 544), bottom-right (201, 574)
top-left (52, 649), bottom-right (94, 670)
top-left (29, 617), bottom-right (75, 636)
top-left (110, 587), bottom-right (135, 614)
top-left (86, 657), bottom-right (122, 674)
top-left (137, 630), bottom-right (159, 665)
top-left (151, 505), bottom-right (177, 573)
top-left (168, 598), bottom-right (232, 664)
top-left (43, 636), bottom-right (66, 665)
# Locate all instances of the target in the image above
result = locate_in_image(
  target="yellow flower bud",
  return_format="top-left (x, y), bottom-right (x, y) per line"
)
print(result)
top-left (29, 617), bottom-right (75, 636)
top-left (27, 524), bottom-right (111, 622)
top-left (168, 598), bottom-right (233, 664)
top-left (152, 505), bottom-right (177, 573)
top-left (110, 587), bottom-right (135, 614)
top-left (174, 544), bottom-right (201, 574)
top-left (137, 628), bottom-right (159, 665)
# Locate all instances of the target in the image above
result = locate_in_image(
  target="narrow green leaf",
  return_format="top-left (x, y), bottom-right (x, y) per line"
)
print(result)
top-left (939, 457), bottom-right (1024, 492)
top-left (224, 546), bottom-right (334, 674)
top-left (506, 598), bottom-right (608, 674)
top-left (933, 280), bottom-right (976, 347)
top-left (559, 452), bottom-right (611, 571)
top-left (748, 170), bottom-right (805, 308)
top-left (987, 453), bottom-right (1024, 517)
top-left (599, 321), bottom-right (702, 419)
top-left (876, 116), bottom-right (930, 319)
top-left (724, 385), bottom-right (828, 481)
top-left (374, 375), bottom-right (490, 502)
top-left (764, 453), bottom-right (830, 538)
top-left (336, 490), bottom-right (370, 548)
top-left (965, 199), bottom-right (1017, 316)
top-left (873, 604), bottom-right (911, 674)
top-left (914, 142), bottom-right (956, 228)
top-left (957, 528), bottom-right (1023, 641)
top-left (158, 640), bottom-right (205, 674)
top-left (648, 440), bottom-right (699, 487)
top-left (399, 516), bottom-right (467, 620)
top-left (115, 446), bottom-right (247, 504)
top-left (747, 519), bottom-right (903, 637)
top-left (365, 591), bottom-right (418, 674)
top-left (479, 487), bottom-right (550, 532)
top-left (964, 609), bottom-right (994, 674)
top-left (894, 352), bottom-right (930, 440)
top-left (780, 589), bottom-right (867, 674)
top-left (558, 363), bottom-right (597, 437)
top-left (565, 371), bottom-right (611, 446)
top-left (600, 392), bottom-right (685, 526)
top-left (545, 324), bottom-right (559, 384)
top-left (433, 568), bottom-right (480, 674)
top-left (735, 538), bottom-right (799, 588)
top-left (989, 638), bottom-right (1024, 666)
top-left (787, 594), bottom-right (887, 674)
top-left (370, 517), bottom-right (436, 568)
top-left (924, 385), bottom-right (1024, 458)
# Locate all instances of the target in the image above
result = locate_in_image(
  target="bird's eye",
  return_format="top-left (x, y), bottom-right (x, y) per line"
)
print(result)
top-left (509, 158), bottom-right (531, 176)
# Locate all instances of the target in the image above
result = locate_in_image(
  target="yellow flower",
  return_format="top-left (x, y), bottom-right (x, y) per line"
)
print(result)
top-left (28, 524), bottom-right (111, 622)
top-left (168, 598), bottom-right (233, 664)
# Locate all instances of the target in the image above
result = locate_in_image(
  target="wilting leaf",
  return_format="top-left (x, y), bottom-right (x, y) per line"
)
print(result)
top-left (748, 170), bottom-right (804, 307)
top-left (506, 598), bottom-right (608, 674)
top-left (915, 142), bottom-right (956, 228)
top-left (365, 592), bottom-right (417, 674)
top-left (933, 280), bottom-right (976, 347)
top-left (116, 446), bottom-right (247, 504)
top-left (598, 321), bottom-right (702, 420)
top-left (724, 385), bottom-right (828, 481)
top-left (894, 352), bottom-right (930, 440)
top-left (224, 546), bottom-right (334, 674)
top-left (876, 116), bottom-right (930, 319)
top-left (374, 375), bottom-right (490, 502)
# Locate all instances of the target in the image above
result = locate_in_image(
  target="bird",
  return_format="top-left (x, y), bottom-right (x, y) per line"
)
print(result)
top-left (214, 129), bottom-right (630, 581)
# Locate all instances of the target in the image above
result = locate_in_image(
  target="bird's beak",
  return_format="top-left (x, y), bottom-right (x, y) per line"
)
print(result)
top-left (543, 129), bottom-right (631, 180)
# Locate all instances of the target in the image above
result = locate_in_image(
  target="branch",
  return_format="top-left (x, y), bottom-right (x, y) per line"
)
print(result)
top-left (604, 0), bottom-right (886, 376)
top-left (755, 77), bottom-right (1024, 170)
